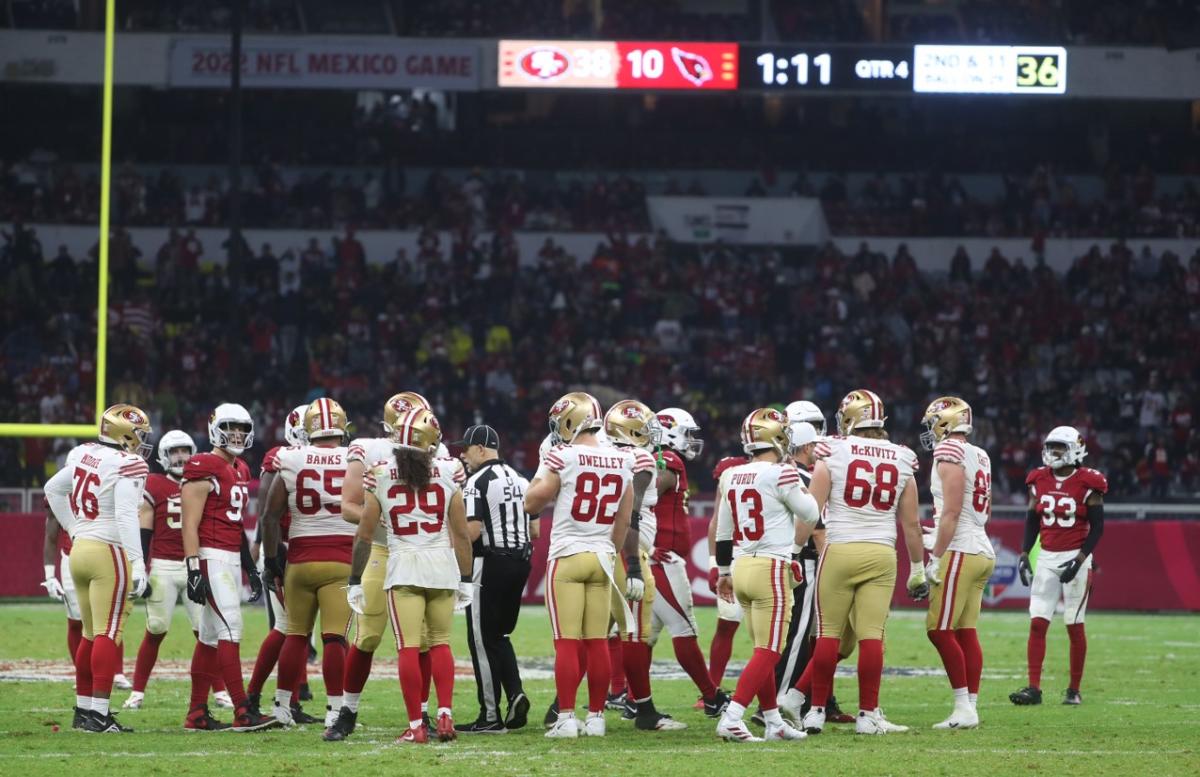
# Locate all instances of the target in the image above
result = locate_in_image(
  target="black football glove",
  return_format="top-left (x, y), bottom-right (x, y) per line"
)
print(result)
top-left (246, 568), bottom-right (263, 603)
top-left (1057, 557), bottom-right (1084, 584)
top-left (263, 555), bottom-right (286, 596)
top-left (1017, 553), bottom-right (1033, 587)
top-left (185, 556), bottom-right (209, 605)
top-left (140, 582), bottom-right (154, 601)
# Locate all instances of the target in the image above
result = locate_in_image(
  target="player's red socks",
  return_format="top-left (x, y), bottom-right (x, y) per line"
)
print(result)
top-left (857, 638), bottom-right (884, 711)
top-left (732, 647), bottom-right (780, 709)
top-left (75, 638), bottom-right (94, 698)
top-left (91, 635), bottom-right (121, 697)
top-left (427, 644), bottom-right (454, 709)
top-left (189, 641), bottom-right (217, 708)
top-left (1066, 623), bottom-right (1087, 690)
top-left (622, 640), bottom-right (652, 702)
top-left (809, 636), bottom-right (840, 707)
top-left (607, 635), bottom-right (626, 695)
top-left (584, 638), bottom-right (610, 713)
top-left (132, 631), bottom-right (167, 692)
top-left (673, 636), bottom-right (718, 699)
top-left (275, 634), bottom-right (308, 700)
top-left (709, 618), bottom-right (738, 688)
top-left (397, 646), bottom-right (424, 723)
top-left (928, 629), bottom-right (968, 689)
top-left (67, 619), bottom-right (83, 661)
top-left (247, 629), bottom-right (286, 695)
top-left (956, 628), bottom-right (983, 694)
top-left (419, 649), bottom-right (432, 705)
top-left (552, 638), bottom-right (581, 712)
top-left (215, 640), bottom-right (247, 708)
top-left (1027, 617), bottom-right (1050, 688)
top-left (343, 645), bottom-right (374, 695)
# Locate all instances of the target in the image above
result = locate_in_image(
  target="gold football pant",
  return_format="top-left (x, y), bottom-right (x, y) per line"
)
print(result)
top-left (69, 538), bottom-right (133, 642)
top-left (815, 542), bottom-right (896, 641)
top-left (732, 556), bottom-right (793, 652)
top-left (927, 551), bottom-right (995, 631)
top-left (612, 550), bottom-right (655, 643)
top-left (547, 552), bottom-right (611, 640)
top-left (353, 543), bottom-right (390, 651)
top-left (284, 560), bottom-right (353, 637)
top-left (388, 586), bottom-right (454, 651)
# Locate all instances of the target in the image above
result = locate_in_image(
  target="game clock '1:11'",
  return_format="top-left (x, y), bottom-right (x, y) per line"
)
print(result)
top-left (739, 46), bottom-right (914, 92)
top-left (756, 51), bottom-right (831, 86)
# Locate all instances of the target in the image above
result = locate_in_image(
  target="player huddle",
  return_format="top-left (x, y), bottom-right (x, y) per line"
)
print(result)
top-left (41, 387), bottom-right (1105, 742)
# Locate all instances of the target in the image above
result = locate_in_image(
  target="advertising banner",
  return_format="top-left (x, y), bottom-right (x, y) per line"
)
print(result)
top-left (646, 196), bottom-right (829, 245)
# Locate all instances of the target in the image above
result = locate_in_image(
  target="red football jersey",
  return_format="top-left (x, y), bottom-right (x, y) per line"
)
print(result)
top-left (653, 449), bottom-right (693, 558)
top-left (184, 451), bottom-right (252, 553)
top-left (260, 445), bottom-right (292, 541)
top-left (143, 473), bottom-right (185, 561)
top-left (1025, 465), bottom-right (1109, 552)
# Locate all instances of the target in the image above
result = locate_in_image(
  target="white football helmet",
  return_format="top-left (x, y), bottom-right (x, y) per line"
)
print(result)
top-left (1042, 425), bottom-right (1087, 469)
top-left (284, 404), bottom-right (308, 447)
top-left (208, 403), bottom-right (254, 456)
top-left (785, 400), bottom-right (826, 436)
top-left (656, 407), bottom-right (703, 460)
top-left (156, 430), bottom-right (196, 476)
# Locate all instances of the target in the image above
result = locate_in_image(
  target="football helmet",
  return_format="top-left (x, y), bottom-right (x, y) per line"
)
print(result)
top-left (785, 400), bottom-right (826, 436)
top-left (156, 430), bottom-right (196, 476)
top-left (741, 407), bottom-right (790, 457)
top-left (548, 392), bottom-right (604, 445)
top-left (99, 404), bottom-right (154, 459)
top-left (304, 397), bottom-right (348, 441)
top-left (389, 408), bottom-right (442, 454)
top-left (920, 396), bottom-right (974, 450)
top-left (1042, 425), bottom-right (1087, 469)
top-left (657, 408), bottom-right (703, 460)
top-left (382, 391), bottom-right (433, 434)
top-left (836, 389), bottom-right (887, 436)
top-left (284, 404), bottom-right (308, 447)
top-left (208, 403), bottom-right (254, 456)
top-left (604, 399), bottom-right (661, 450)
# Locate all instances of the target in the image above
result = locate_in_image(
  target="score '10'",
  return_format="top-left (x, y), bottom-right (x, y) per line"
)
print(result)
top-left (756, 51), bottom-right (831, 86)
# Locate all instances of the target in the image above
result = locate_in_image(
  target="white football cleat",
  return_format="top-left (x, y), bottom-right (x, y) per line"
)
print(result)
top-left (801, 707), bottom-right (825, 734)
top-left (122, 691), bottom-right (144, 710)
top-left (114, 674), bottom-right (133, 690)
top-left (545, 715), bottom-right (580, 739)
top-left (933, 705), bottom-right (979, 730)
top-left (273, 700), bottom-right (296, 727)
top-left (856, 708), bottom-right (909, 734)
top-left (716, 717), bottom-right (763, 742)
top-left (778, 689), bottom-right (806, 722)
top-left (213, 690), bottom-right (235, 709)
top-left (582, 712), bottom-right (606, 737)
top-left (764, 719), bottom-right (808, 741)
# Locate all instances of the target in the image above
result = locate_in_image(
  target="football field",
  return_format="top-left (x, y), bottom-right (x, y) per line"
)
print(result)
top-left (0, 603), bottom-right (1196, 776)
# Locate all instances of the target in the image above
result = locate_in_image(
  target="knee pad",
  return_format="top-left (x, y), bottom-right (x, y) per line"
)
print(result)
top-left (355, 633), bottom-right (381, 652)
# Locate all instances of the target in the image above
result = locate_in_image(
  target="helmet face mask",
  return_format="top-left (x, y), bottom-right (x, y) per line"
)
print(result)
top-left (920, 396), bottom-right (973, 450)
top-left (1042, 426), bottom-right (1086, 469)
top-left (605, 400), bottom-right (661, 450)
top-left (657, 407), bottom-right (704, 460)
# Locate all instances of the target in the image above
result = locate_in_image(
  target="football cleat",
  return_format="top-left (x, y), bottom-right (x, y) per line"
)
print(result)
top-left (505, 692), bottom-right (530, 730)
top-left (213, 690), bottom-right (235, 709)
top-left (82, 711), bottom-right (133, 733)
top-left (245, 693), bottom-right (264, 718)
top-left (716, 717), bottom-right (763, 743)
top-left (826, 696), bottom-right (855, 724)
top-left (778, 689), bottom-right (805, 722)
top-left (749, 709), bottom-right (766, 727)
top-left (396, 725), bottom-right (429, 744)
top-left (582, 712), bottom-right (606, 737)
top-left (72, 707), bottom-right (90, 730)
top-left (298, 682), bottom-right (313, 701)
top-left (801, 707), bottom-right (825, 734)
top-left (545, 715), bottom-right (580, 739)
top-left (933, 705), bottom-right (980, 730)
top-left (856, 708), bottom-right (909, 735)
top-left (455, 718), bottom-right (507, 734)
top-left (1063, 689), bottom-right (1082, 705)
top-left (113, 674), bottom-right (133, 691)
top-left (436, 712), bottom-right (456, 742)
top-left (543, 698), bottom-right (560, 729)
top-left (1009, 686), bottom-right (1043, 706)
top-left (605, 690), bottom-right (628, 711)
top-left (324, 705), bottom-right (339, 728)
top-left (184, 704), bottom-right (230, 732)
top-left (423, 711), bottom-right (435, 738)
top-left (122, 691), bottom-right (144, 710)
top-left (704, 689), bottom-right (731, 718)
top-left (322, 707), bottom-right (358, 741)
top-left (293, 703), bottom-right (319, 725)
top-left (636, 712), bottom-right (687, 732)
top-left (620, 698), bottom-right (638, 721)
top-left (272, 700), bottom-right (295, 727)
top-left (765, 719), bottom-right (808, 741)
top-left (692, 696), bottom-right (706, 711)
top-left (232, 704), bottom-right (281, 732)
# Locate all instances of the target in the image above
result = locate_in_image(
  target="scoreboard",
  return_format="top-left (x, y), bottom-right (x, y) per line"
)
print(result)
top-left (497, 41), bottom-right (1067, 95)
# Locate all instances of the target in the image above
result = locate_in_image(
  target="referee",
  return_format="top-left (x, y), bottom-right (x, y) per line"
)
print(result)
top-left (454, 425), bottom-right (536, 734)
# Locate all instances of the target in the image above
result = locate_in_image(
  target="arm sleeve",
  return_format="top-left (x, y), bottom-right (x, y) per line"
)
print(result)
top-left (714, 472), bottom-right (734, 543)
top-left (1022, 508), bottom-right (1040, 554)
top-left (240, 531), bottom-right (256, 570)
top-left (1080, 503), bottom-right (1104, 556)
top-left (44, 466), bottom-right (76, 536)
top-left (114, 477), bottom-right (145, 563)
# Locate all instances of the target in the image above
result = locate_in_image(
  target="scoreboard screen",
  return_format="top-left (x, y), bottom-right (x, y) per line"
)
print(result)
top-left (913, 45), bottom-right (1066, 94)
top-left (498, 40), bottom-right (738, 90)
top-left (739, 45), bottom-right (913, 93)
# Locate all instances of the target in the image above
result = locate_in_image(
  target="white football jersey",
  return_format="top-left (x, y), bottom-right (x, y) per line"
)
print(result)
top-left (47, 442), bottom-right (148, 548)
top-left (543, 443), bottom-right (634, 560)
top-left (822, 436), bottom-right (919, 547)
top-left (930, 438), bottom-right (995, 558)
top-left (351, 436), bottom-right (456, 547)
top-left (275, 445), bottom-right (355, 541)
top-left (368, 456), bottom-right (466, 589)
top-left (716, 460), bottom-right (818, 560)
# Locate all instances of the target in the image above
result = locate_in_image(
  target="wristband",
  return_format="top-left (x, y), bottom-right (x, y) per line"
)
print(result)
top-left (347, 575), bottom-right (362, 585)
top-left (44, 564), bottom-right (56, 580)
top-left (460, 575), bottom-right (472, 584)
top-left (717, 566), bottom-right (731, 576)
top-left (791, 543), bottom-right (804, 556)
top-left (708, 554), bottom-right (718, 571)
top-left (186, 556), bottom-right (200, 572)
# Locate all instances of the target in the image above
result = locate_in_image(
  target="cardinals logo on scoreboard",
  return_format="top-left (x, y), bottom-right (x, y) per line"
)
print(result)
top-left (671, 46), bottom-right (713, 86)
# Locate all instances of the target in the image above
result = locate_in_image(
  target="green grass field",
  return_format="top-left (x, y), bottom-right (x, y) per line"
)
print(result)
top-left (1, 602), bottom-right (1197, 776)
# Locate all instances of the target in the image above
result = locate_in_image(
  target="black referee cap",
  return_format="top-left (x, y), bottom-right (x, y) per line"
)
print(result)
top-left (455, 424), bottom-right (500, 450)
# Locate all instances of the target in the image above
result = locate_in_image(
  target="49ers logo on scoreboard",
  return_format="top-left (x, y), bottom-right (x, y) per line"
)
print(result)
top-left (515, 45), bottom-right (570, 81)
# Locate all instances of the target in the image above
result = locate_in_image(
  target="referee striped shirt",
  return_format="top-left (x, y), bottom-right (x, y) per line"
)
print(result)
top-left (464, 459), bottom-right (531, 552)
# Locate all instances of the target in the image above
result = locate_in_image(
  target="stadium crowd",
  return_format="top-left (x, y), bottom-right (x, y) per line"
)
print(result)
top-left (2, 218), bottom-right (1197, 501)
